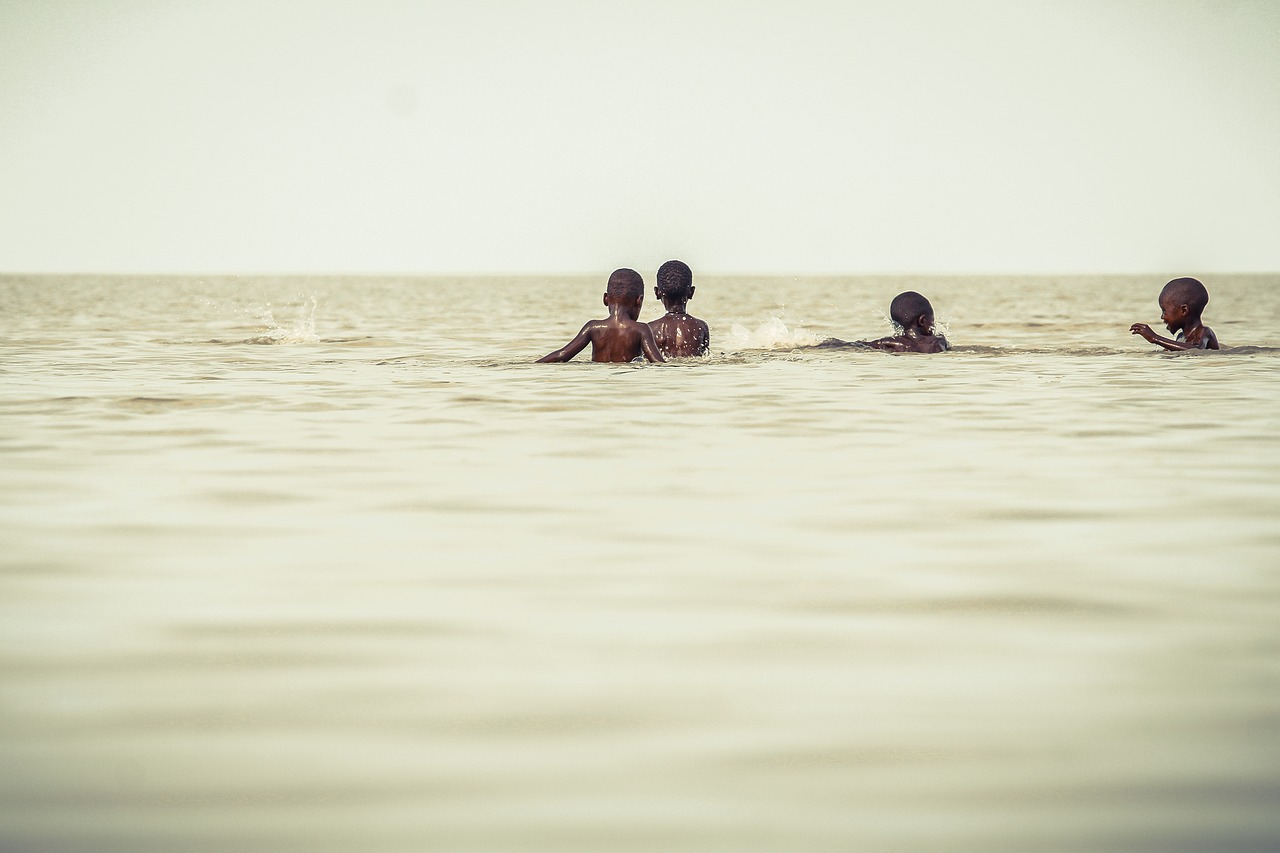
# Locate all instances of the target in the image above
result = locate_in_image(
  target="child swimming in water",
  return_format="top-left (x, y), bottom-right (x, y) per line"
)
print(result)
top-left (860, 291), bottom-right (950, 353)
top-left (648, 260), bottom-right (710, 358)
top-left (1130, 277), bottom-right (1220, 351)
top-left (537, 268), bottom-right (666, 363)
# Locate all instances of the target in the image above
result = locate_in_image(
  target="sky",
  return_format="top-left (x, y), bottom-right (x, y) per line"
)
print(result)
top-left (1, 0), bottom-right (1278, 275)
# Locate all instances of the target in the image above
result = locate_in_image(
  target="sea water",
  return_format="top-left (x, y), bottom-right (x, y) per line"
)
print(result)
top-left (1, 274), bottom-right (1278, 852)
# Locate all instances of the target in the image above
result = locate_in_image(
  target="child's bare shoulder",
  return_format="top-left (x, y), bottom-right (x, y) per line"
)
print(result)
top-left (921, 335), bottom-right (950, 353)
top-left (863, 333), bottom-right (948, 353)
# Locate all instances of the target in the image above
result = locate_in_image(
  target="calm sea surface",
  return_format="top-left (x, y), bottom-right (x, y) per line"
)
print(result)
top-left (2, 274), bottom-right (1279, 852)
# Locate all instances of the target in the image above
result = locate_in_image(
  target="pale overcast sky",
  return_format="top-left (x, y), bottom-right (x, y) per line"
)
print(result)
top-left (1, 0), bottom-right (1277, 274)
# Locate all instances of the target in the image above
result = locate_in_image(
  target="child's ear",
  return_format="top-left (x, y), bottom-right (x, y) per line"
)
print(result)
top-left (603, 293), bottom-right (609, 308)
top-left (689, 285), bottom-right (695, 299)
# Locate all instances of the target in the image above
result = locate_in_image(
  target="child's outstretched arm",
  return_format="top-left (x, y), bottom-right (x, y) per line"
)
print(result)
top-left (537, 323), bottom-right (594, 362)
top-left (1130, 323), bottom-right (1209, 351)
top-left (639, 324), bottom-right (666, 363)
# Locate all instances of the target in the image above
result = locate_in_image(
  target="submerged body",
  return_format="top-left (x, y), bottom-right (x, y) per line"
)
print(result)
top-left (649, 312), bottom-right (709, 358)
top-left (1132, 322), bottom-right (1219, 351)
top-left (863, 330), bottom-right (950, 353)
top-left (859, 291), bottom-right (950, 353)
top-left (538, 312), bottom-right (664, 363)
top-left (1130, 277), bottom-right (1220, 351)
top-left (648, 259), bottom-right (710, 358)
top-left (538, 269), bottom-right (664, 363)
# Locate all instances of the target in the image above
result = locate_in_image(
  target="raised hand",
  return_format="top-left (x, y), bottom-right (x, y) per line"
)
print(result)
top-left (1130, 323), bottom-right (1157, 342)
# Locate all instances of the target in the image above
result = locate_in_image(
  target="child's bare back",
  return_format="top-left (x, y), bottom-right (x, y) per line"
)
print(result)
top-left (537, 269), bottom-right (664, 364)
top-left (650, 313), bottom-right (710, 358)
top-left (560, 315), bottom-right (656, 363)
top-left (647, 260), bottom-right (709, 358)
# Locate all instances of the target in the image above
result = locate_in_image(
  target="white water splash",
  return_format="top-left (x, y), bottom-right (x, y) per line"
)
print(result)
top-left (247, 296), bottom-right (319, 345)
top-left (871, 309), bottom-right (951, 339)
top-left (723, 316), bottom-right (824, 351)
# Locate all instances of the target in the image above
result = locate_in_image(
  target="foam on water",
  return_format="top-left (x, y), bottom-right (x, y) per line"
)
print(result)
top-left (245, 295), bottom-right (319, 344)
top-left (723, 316), bottom-right (824, 350)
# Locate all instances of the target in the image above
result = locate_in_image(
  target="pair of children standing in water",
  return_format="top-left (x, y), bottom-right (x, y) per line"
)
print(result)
top-left (537, 266), bottom-right (1218, 362)
top-left (537, 261), bottom-right (709, 363)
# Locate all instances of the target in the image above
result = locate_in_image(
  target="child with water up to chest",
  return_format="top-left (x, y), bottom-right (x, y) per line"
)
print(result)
top-left (859, 291), bottom-right (950, 353)
top-left (537, 268), bottom-right (665, 363)
top-left (647, 260), bottom-right (710, 358)
top-left (1130, 277), bottom-right (1220, 351)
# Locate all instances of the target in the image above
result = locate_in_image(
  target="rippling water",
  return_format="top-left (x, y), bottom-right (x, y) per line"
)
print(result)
top-left (2, 274), bottom-right (1278, 852)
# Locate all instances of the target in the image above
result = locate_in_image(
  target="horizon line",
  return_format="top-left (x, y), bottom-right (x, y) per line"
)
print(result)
top-left (4, 269), bottom-right (1278, 279)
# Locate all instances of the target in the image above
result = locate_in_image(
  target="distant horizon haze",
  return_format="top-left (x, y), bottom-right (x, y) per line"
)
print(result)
top-left (2, 0), bottom-right (1277, 276)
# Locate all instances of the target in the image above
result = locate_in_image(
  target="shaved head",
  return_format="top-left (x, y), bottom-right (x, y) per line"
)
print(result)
top-left (1160, 277), bottom-right (1209, 318)
top-left (889, 291), bottom-right (934, 329)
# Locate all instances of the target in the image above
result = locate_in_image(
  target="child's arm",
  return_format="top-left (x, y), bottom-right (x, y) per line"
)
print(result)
top-left (1130, 324), bottom-right (1208, 351)
top-left (639, 324), bottom-right (666, 363)
top-left (537, 323), bottom-right (594, 362)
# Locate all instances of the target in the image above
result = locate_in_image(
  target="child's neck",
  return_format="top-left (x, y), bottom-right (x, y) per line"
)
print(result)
top-left (662, 300), bottom-right (688, 316)
top-left (607, 303), bottom-right (635, 322)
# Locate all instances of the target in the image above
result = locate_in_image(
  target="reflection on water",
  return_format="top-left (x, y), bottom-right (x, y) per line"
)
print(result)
top-left (1, 274), bottom-right (1279, 852)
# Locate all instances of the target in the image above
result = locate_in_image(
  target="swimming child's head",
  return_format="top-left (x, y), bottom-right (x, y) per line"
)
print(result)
top-left (1158, 277), bottom-right (1209, 332)
top-left (655, 260), bottom-right (695, 305)
top-left (604, 268), bottom-right (645, 318)
top-left (889, 291), bottom-right (935, 334)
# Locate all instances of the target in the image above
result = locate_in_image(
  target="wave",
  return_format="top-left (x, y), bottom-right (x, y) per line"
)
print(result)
top-left (1220, 345), bottom-right (1280, 355)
